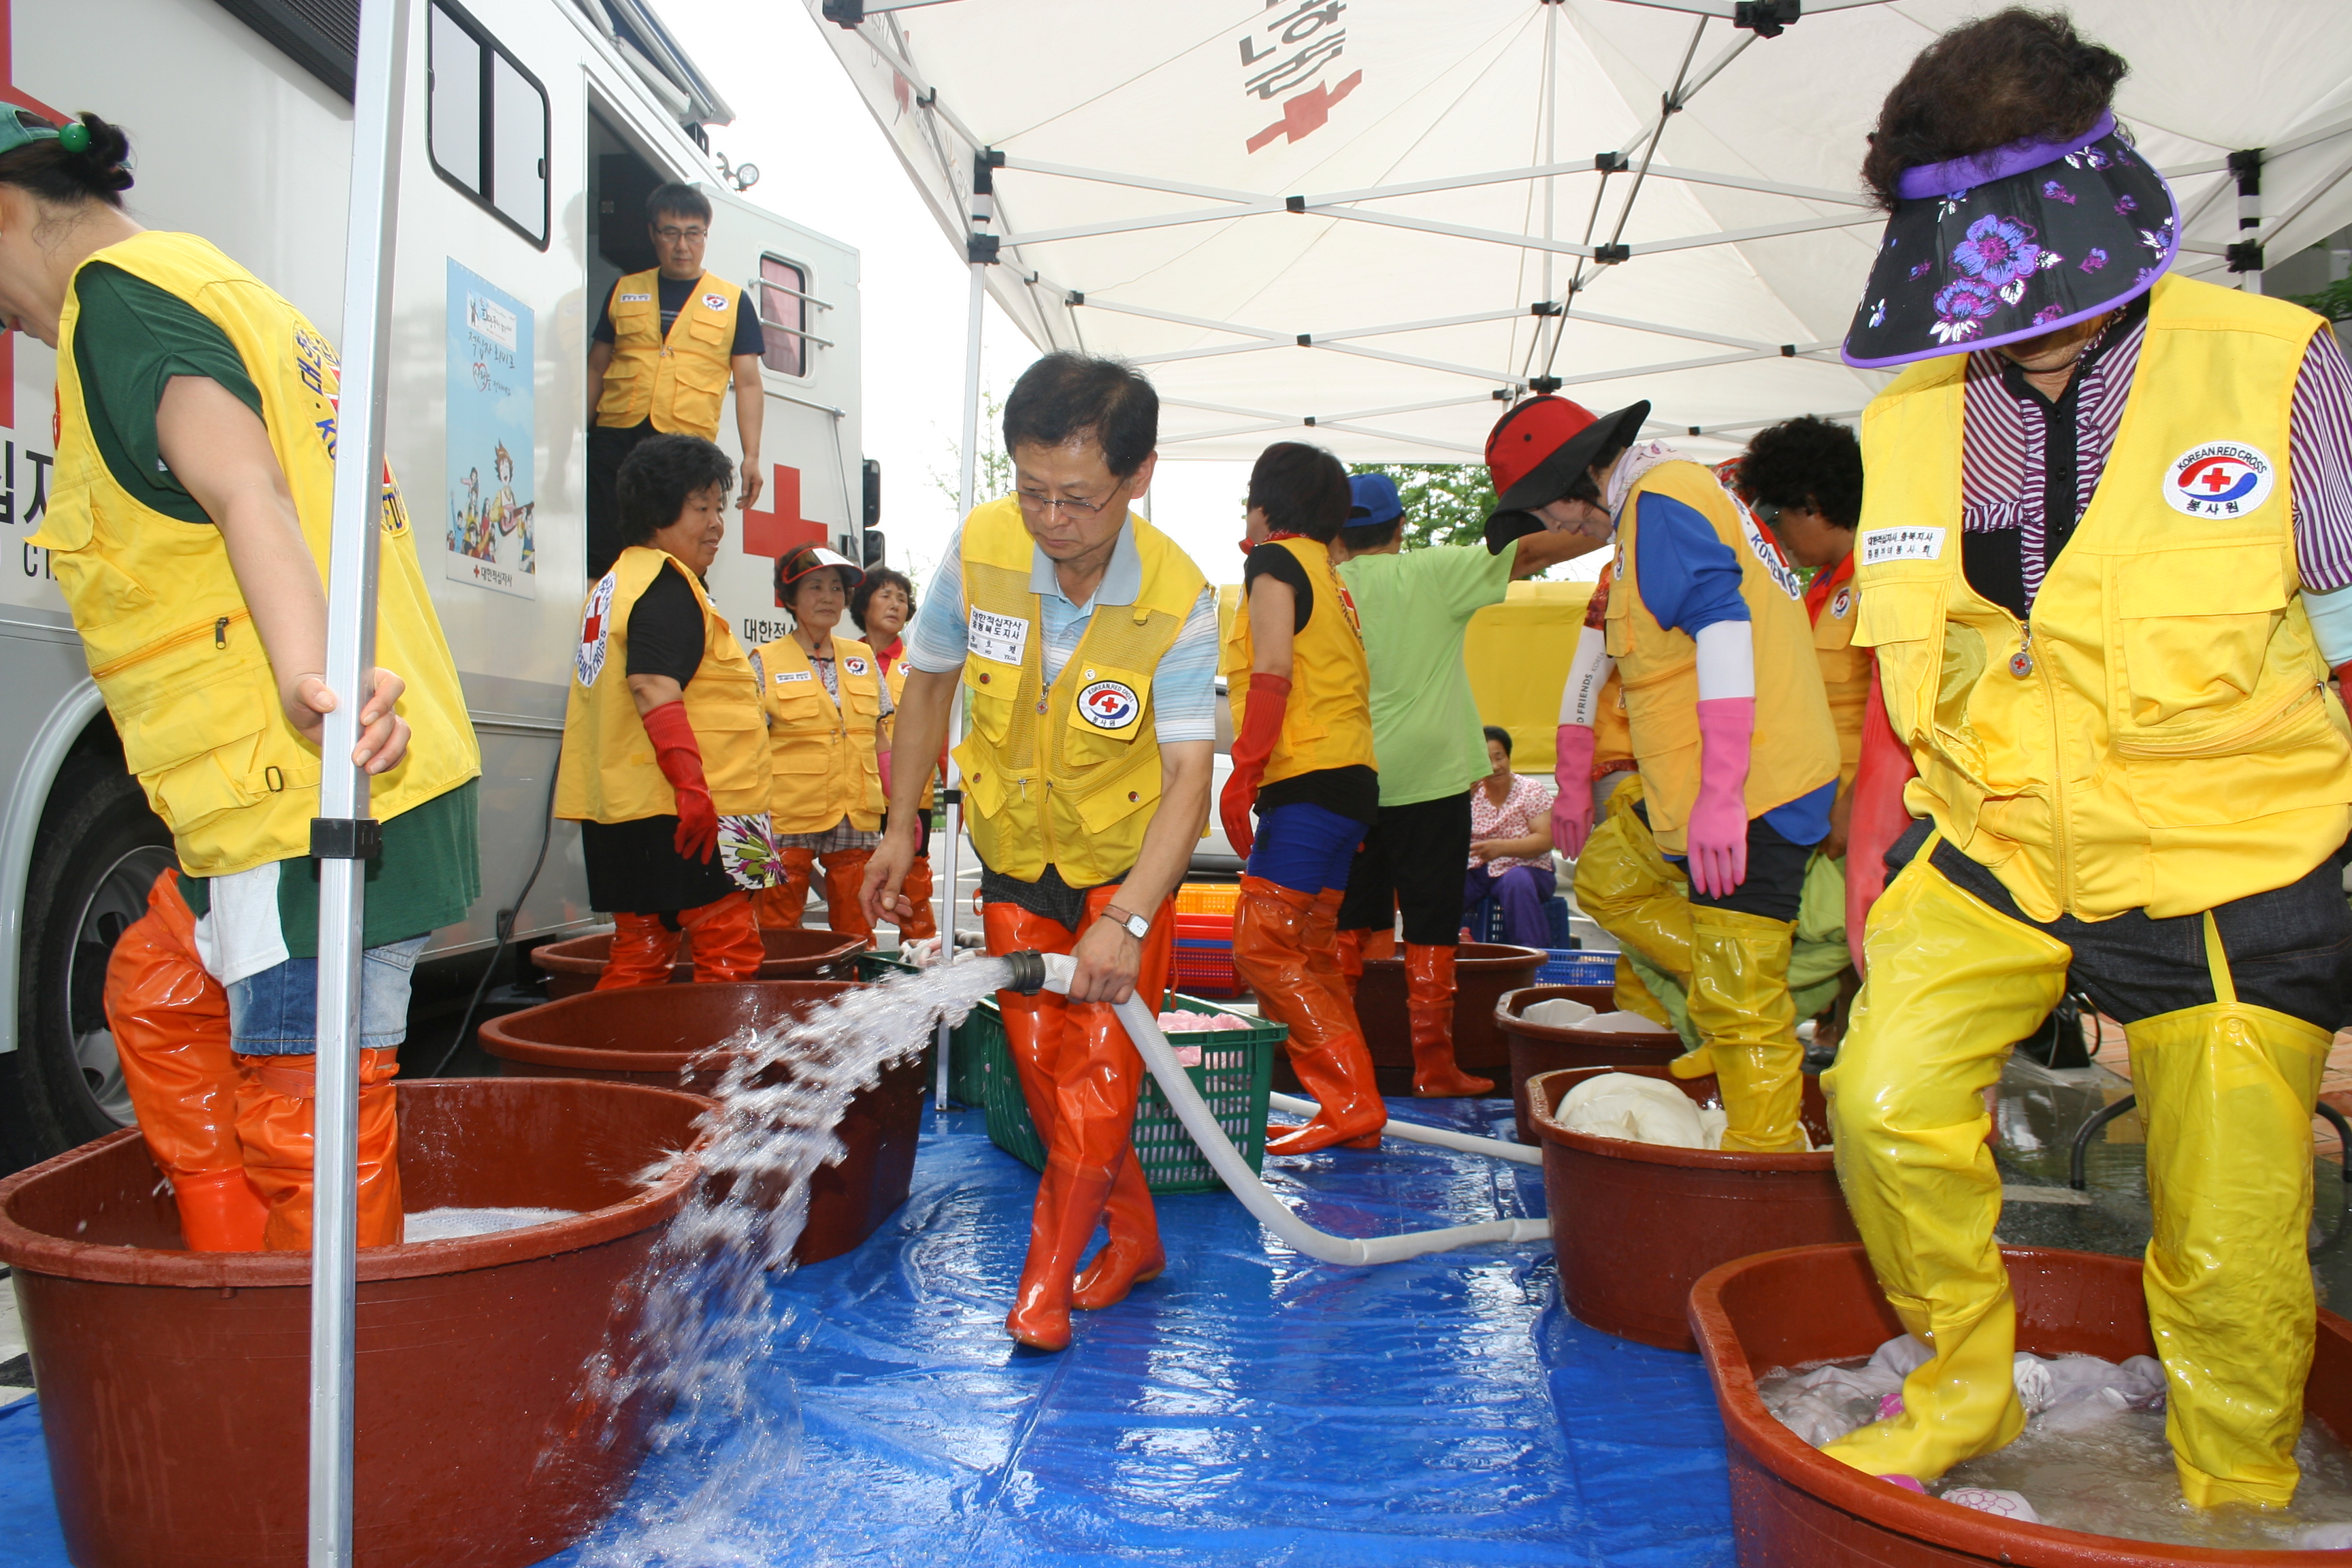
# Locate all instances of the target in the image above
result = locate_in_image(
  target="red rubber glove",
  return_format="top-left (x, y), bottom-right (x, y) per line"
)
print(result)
top-left (1220, 672), bottom-right (1291, 861)
top-left (1551, 723), bottom-right (1597, 857)
top-left (1686, 697), bottom-right (1754, 900)
top-left (642, 700), bottom-right (719, 864)
top-left (1846, 669), bottom-right (1918, 977)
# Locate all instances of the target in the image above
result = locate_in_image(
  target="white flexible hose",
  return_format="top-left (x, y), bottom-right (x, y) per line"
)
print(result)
top-left (1036, 956), bottom-right (1551, 1264)
top-left (1266, 1092), bottom-right (1542, 1166)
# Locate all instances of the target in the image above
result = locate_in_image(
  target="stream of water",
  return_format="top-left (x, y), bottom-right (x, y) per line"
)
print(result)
top-left (559, 955), bottom-right (1012, 1566)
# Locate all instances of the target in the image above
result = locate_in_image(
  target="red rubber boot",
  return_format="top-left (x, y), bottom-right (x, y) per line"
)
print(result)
top-left (819, 848), bottom-right (877, 941)
top-left (1234, 877), bottom-right (1385, 1155)
top-left (680, 891), bottom-right (765, 982)
top-left (755, 847), bottom-right (817, 930)
top-left (1406, 943), bottom-right (1492, 1096)
top-left (597, 911), bottom-right (682, 990)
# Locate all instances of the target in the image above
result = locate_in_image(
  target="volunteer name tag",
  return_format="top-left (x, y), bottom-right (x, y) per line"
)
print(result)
top-left (774, 669), bottom-right (813, 684)
top-left (968, 608), bottom-right (1030, 666)
top-left (1861, 526), bottom-right (1946, 566)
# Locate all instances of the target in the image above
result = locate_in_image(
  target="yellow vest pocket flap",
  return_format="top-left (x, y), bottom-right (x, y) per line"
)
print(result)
top-left (1064, 665), bottom-right (1152, 742)
top-left (1856, 590), bottom-right (1943, 648)
top-left (2116, 549), bottom-right (2287, 619)
top-left (1074, 759), bottom-right (1162, 835)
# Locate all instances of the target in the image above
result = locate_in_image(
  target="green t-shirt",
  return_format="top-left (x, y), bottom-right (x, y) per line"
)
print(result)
top-left (71, 264), bottom-right (482, 955)
top-left (1337, 543), bottom-right (1513, 807)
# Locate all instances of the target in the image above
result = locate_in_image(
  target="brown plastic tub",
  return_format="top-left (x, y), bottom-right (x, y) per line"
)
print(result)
top-left (0, 1077), bottom-right (708, 1568)
top-left (1497, 983), bottom-right (1685, 1143)
top-left (1690, 1243), bottom-right (2352, 1567)
top-left (1335, 941), bottom-right (1544, 1096)
top-left (532, 926), bottom-right (867, 998)
top-left (1530, 1063), bottom-right (1856, 1352)
top-left (478, 979), bottom-right (919, 1264)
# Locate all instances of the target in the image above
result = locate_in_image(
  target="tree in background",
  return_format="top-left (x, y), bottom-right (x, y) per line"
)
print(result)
top-left (1345, 462), bottom-right (1499, 551)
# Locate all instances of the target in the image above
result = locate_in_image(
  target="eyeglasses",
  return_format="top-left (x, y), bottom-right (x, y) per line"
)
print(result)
top-left (1752, 501), bottom-right (1783, 529)
top-left (1015, 490), bottom-right (1111, 519)
top-left (653, 225), bottom-right (708, 243)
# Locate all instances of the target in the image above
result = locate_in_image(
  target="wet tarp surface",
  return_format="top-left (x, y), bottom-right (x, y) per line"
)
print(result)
top-left (0, 1102), bottom-right (1736, 1567)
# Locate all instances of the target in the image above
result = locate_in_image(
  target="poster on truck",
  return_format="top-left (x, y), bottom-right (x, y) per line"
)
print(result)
top-left (445, 259), bottom-right (536, 598)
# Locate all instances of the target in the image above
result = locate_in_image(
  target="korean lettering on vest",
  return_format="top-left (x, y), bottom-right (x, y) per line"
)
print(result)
top-left (968, 606), bottom-right (1030, 666)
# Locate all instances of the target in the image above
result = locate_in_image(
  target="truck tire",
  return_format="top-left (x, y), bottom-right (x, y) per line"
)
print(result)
top-left (7, 757), bottom-right (176, 1162)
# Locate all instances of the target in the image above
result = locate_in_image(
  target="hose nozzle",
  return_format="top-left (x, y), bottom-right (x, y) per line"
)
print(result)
top-left (1000, 949), bottom-right (1048, 995)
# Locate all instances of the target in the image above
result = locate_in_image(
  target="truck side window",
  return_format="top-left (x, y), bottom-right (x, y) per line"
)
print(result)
top-left (760, 255), bottom-right (814, 378)
top-left (427, 0), bottom-right (550, 249)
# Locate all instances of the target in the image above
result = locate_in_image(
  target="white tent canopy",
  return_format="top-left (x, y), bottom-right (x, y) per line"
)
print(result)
top-left (809, 0), bottom-right (2352, 462)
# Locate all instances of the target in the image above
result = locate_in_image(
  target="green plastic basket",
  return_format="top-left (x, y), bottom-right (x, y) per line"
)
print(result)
top-left (972, 994), bottom-right (1281, 1194)
top-left (857, 950), bottom-right (987, 1105)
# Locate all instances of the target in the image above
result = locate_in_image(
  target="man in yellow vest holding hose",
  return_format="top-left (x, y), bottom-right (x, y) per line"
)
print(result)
top-left (1823, 13), bottom-right (2352, 1507)
top-left (862, 353), bottom-right (1216, 1354)
top-left (1520, 393), bottom-right (1841, 1154)
top-left (5, 110), bottom-right (480, 1250)
top-left (585, 182), bottom-right (766, 578)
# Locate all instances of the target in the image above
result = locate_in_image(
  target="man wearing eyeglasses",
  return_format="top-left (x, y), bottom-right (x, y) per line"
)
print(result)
top-left (585, 182), bottom-right (767, 577)
top-left (862, 352), bottom-right (1217, 1355)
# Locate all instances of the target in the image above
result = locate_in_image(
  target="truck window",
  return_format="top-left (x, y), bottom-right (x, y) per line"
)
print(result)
top-left (760, 255), bottom-right (810, 378)
top-left (427, 0), bottom-right (550, 249)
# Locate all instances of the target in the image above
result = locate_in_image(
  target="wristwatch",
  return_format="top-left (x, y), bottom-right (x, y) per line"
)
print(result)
top-left (1100, 904), bottom-right (1150, 941)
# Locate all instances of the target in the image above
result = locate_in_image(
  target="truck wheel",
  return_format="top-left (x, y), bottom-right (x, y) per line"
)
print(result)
top-left (8, 758), bottom-right (176, 1161)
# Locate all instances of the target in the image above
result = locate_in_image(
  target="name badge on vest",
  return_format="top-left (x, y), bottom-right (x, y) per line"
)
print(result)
top-left (774, 669), bottom-right (813, 684)
top-left (618, 292), bottom-right (651, 304)
top-left (1861, 526), bottom-right (1946, 566)
top-left (968, 607), bottom-right (1030, 667)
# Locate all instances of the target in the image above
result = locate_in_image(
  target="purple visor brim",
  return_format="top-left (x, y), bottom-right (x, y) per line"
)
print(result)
top-left (1895, 112), bottom-right (2115, 201)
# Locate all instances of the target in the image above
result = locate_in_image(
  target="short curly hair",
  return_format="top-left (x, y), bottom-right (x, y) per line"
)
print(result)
top-left (615, 434), bottom-right (734, 548)
top-left (849, 566), bottom-right (916, 638)
top-left (1247, 441), bottom-right (1352, 543)
top-left (1737, 416), bottom-right (1863, 532)
top-left (1862, 9), bottom-right (2127, 210)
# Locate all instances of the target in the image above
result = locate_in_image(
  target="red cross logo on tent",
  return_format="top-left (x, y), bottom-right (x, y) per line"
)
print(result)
top-left (740, 462), bottom-right (830, 602)
top-left (1246, 71), bottom-right (1363, 154)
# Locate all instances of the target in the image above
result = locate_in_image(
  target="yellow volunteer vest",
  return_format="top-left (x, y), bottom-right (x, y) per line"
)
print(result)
top-left (1603, 461), bottom-right (1840, 854)
top-left (954, 498), bottom-right (1207, 887)
top-left (593, 270), bottom-right (745, 440)
top-left (753, 632), bottom-right (884, 833)
top-left (31, 231), bottom-right (478, 878)
top-left (1812, 568), bottom-right (1869, 791)
top-left (555, 545), bottom-right (770, 823)
top-left (1855, 273), bottom-right (2352, 921)
top-left (882, 657), bottom-right (938, 810)
top-left (1221, 534), bottom-right (1379, 785)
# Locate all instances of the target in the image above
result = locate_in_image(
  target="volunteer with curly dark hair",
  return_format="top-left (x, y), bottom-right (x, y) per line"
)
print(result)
top-left (851, 566), bottom-right (938, 943)
top-left (557, 434), bottom-right (777, 988)
top-left (1220, 441), bottom-right (1386, 1156)
top-left (1823, 9), bottom-right (2352, 1507)
top-left (3, 110), bottom-right (480, 1251)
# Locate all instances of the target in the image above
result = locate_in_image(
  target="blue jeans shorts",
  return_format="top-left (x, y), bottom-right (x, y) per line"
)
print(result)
top-left (225, 936), bottom-right (429, 1056)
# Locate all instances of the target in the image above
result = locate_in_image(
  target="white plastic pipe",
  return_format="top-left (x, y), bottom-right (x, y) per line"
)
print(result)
top-left (1034, 956), bottom-right (1550, 1264)
top-left (1267, 1091), bottom-right (1541, 1166)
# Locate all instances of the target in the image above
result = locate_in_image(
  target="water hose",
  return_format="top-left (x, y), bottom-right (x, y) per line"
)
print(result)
top-left (1266, 1091), bottom-right (1541, 1166)
top-left (1007, 952), bottom-right (1551, 1266)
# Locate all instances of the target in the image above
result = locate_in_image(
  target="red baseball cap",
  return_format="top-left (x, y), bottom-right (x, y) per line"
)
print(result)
top-left (1484, 395), bottom-right (1651, 519)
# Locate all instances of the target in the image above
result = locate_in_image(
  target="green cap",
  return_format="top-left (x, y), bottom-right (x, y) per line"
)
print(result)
top-left (0, 108), bottom-right (84, 157)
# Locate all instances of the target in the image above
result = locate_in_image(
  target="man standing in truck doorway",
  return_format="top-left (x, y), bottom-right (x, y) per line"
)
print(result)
top-left (586, 182), bottom-right (766, 578)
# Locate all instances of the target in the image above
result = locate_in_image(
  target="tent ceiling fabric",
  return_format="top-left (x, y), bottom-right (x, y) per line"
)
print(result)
top-left (810, 0), bottom-right (2352, 462)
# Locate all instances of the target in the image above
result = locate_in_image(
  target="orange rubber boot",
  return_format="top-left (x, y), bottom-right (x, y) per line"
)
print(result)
top-left (597, 911), bottom-right (682, 990)
top-left (1406, 943), bottom-right (1492, 1097)
top-left (1005, 1162), bottom-right (1115, 1352)
top-left (104, 869), bottom-right (266, 1251)
top-left (1304, 888), bottom-right (1358, 1016)
top-left (680, 891), bottom-right (765, 981)
top-left (1234, 877), bottom-right (1386, 1155)
top-left (984, 900), bottom-right (1073, 1137)
top-left (233, 1048), bottom-right (404, 1250)
top-left (1071, 886), bottom-right (1170, 1309)
top-left (897, 857), bottom-right (939, 943)
top-left (819, 848), bottom-right (877, 941)
top-left (755, 847), bottom-right (817, 929)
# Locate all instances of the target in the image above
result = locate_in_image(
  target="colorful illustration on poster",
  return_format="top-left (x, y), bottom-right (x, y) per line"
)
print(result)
top-left (446, 259), bottom-right (536, 598)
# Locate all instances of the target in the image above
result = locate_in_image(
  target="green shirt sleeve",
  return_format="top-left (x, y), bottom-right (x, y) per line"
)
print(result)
top-left (69, 263), bottom-right (264, 527)
top-left (1416, 540), bottom-right (1514, 622)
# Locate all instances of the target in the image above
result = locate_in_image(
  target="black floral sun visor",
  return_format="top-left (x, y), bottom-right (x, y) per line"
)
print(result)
top-left (1841, 112), bottom-right (2179, 369)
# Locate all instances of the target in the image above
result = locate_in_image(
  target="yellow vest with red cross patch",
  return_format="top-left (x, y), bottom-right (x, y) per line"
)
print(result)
top-left (594, 269), bottom-right (745, 440)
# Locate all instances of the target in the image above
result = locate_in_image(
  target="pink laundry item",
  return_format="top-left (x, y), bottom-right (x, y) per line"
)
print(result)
top-left (1878, 1474), bottom-right (1927, 1494)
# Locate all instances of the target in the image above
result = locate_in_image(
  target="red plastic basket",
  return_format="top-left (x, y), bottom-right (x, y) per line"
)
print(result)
top-left (1173, 938), bottom-right (1243, 998)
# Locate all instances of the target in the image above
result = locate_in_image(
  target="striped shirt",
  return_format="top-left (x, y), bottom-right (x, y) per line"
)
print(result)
top-left (1961, 304), bottom-right (2352, 607)
top-left (904, 521), bottom-right (1220, 744)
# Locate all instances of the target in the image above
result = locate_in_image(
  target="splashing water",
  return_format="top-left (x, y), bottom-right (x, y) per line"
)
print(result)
top-left (558, 955), bottom-right (1013, 1566)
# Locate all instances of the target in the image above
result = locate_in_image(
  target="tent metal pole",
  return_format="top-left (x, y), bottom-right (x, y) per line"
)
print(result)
top-left (935, 252), bottom-right (984, 1106)
top-left (310, 0), bottom-right (408, 1561)
top-left (1541, 0), bottom-right (1559, 348)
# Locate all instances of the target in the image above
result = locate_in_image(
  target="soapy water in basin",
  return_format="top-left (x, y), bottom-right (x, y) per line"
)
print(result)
top-left (1761, 1335), bottom-right (2352, 1550)
top-left (549, 953), bottom-right (1012, 1566)
top-left (404, 1205), bottom-right (577, 1242)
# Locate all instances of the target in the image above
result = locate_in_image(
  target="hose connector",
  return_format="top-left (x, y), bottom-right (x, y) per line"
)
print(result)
top-left (1000, 949), bottom-right (1048, 995)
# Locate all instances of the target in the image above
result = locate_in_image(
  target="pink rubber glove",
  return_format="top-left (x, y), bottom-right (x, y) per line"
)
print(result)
top-left (1551, 723), bottom-right (1597, 856)
top-left (1686, 697), bottom-right (1754, 900)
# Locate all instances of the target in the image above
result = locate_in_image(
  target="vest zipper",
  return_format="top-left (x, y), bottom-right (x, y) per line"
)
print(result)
top-left (88, 608), bottom-right (253, 681)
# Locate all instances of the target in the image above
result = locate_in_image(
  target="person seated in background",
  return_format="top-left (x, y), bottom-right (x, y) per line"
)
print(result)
top-left (851, 567), bottom-right (938, 944)
top-left (557, 435), bottom-right (779, 989)
top-left (1463, 726), bottom-right (1558, 947)
top-left (1220, 442), bottom-right (1387, 1156)
top-left (751, 544), bottom-right (889, 941)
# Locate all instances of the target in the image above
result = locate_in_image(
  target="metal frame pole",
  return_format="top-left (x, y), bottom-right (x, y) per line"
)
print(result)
top-left (936, 180), bottom-right (988, 1105)
top-left (310, 0), bottom-right (408, 1560)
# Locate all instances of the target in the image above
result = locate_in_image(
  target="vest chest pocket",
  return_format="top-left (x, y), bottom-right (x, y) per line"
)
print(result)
top-left (2111, 549), bottom-right (2289, 738)
top-left (764, 681), bottom-right (830, 740)
top-left (122, 677), bottom-right (289, 834)
top-left (962, 666), bottom-right (1017, 745)
top-left (1062, 664), bottom-right (1152, 762)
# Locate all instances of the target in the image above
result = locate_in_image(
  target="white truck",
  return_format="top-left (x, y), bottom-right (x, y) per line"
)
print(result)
top-left (0, 0), bottom-right (865, 1162)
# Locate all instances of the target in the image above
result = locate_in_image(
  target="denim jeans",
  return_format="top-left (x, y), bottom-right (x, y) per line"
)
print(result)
top-left (225, 935), bottom-right (430, 1055)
